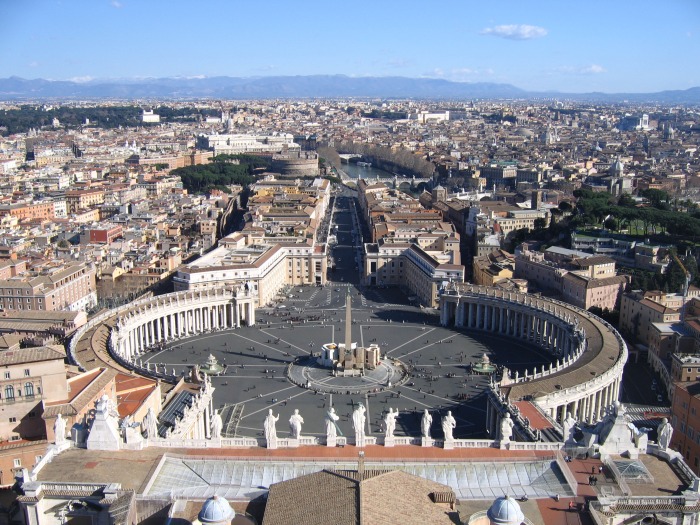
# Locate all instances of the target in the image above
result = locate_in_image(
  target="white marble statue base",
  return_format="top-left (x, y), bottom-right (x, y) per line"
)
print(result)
top-left (499, 440), bottom-right (511, 450)
top-left (443, 439), bottom-right (454, 450)
top-left (288, 438), bottom-right (299, 448)
top-left (326, 437), bottom-right (337, 447)
top-left (421, 437), bottom-right (433, 447)
top-left (384, 437), bottom-right (395, 447)
top-left (266, 441), bottom-right (278, 450)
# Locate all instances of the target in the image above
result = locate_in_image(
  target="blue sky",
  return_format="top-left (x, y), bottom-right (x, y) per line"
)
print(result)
top-left (1, 0), bottom-right (699, 93)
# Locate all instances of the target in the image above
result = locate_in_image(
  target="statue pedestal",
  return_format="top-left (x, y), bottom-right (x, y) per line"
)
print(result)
top-left (288, 438), bottom-right (299, 448)
top-left (499, 440), bottom-right (511, 450)
top-left (384, 436), bottom-right (395, 447)
top-left (421, 437), bottom-right (432, 447)
top-left (266, 440), bottom-right (278, 450)
top-left (443, 439), bottom-right (454, 450)
top-left (326, 437), bottom-right (337, 448)
top-left (209, 437), bottom-right (222, 448)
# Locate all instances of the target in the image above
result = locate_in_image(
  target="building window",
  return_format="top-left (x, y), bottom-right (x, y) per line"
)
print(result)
top-left (24, 383), bottom-right (34, 397)
top-left (24, 369), bottom-right (30, 377)
top-left (3, 372), bottom-right (9, 380)
top-left (13, 459), bottom-right (20, 468)
top-left (9, 417), bottom-right (16, 423)
top-left (4, 386), bottom-right (14, 400)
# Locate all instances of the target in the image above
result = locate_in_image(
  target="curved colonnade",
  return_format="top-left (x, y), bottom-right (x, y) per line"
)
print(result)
top-left (69, 288), bottom-right (256, 380)
top-left (440, 285), bottom-right (627, 434)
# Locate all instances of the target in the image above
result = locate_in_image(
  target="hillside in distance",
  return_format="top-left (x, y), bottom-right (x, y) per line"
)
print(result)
top-left (0, 75), bottom-right (699, 102)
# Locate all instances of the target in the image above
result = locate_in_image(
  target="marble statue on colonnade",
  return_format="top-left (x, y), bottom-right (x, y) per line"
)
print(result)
top-left (421, 409), bottom-right (432, 439)
top-left (289, 409), bottom-right (304, 439)
top-left (441, 411), bottom-right (456, 441)
top-left (353, 403), bottom-right (366, 447)
top-left (53, 414), bottom-right (66, 445)
top-left (264, 409), bottom-right (280, 449)
top-left (142, 407), bottom-right (159, 439)
top-left (325, 407), bottom-right (340, 446)
top-left (384, 408), bottom-right (398, 439)
top-left (500, 413), bottom-right (515, 445)
top-left (658, 417), bottom-right (674, 451)
top-left (210, 409), bottom-right (223, 439)
top-left (562, 412), bottom-right (577, 443)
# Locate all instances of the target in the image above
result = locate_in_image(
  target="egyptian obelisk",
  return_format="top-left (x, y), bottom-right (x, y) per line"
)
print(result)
top-left (343, 289), bottom-right (354, 367)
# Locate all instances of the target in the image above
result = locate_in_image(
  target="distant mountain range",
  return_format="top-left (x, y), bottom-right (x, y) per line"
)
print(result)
top-left (1, 75), bottom-right (699, 103)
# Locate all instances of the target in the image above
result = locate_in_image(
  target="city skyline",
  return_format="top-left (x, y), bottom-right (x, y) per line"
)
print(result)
top-left (1, 0), bottom-right (699, 94)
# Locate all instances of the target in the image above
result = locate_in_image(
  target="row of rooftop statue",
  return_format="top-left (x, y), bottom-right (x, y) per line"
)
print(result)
top-left (55, 381), bottom-right (675, 453)
top-left (231, 404), bottom-right (516, 448)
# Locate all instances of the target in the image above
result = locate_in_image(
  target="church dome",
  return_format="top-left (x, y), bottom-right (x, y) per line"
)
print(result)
top-left (515, 128), bottom-right (534, 138)
top-left (610, 158), bottom-right (624, 175)
top-left (198, 495), bottom-right (235, 524)
top-left (487, 495), bottom-right (524, 525)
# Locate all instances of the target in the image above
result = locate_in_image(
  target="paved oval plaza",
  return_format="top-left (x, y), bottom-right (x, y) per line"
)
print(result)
top-left (143, 286), bottom-right (552, 442)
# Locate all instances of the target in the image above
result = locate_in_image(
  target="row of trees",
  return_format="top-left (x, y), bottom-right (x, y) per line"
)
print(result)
top-left (0, 105), bottom-right (143, 135)
top-left (172, 155), bottom-right (271, 194)
top-left (573, 189), bottom-right (700, 237)
top-left (330, 141), bottom-right (435, 178)
top-left (624, 252), bottom-right (700, 293)
top-left (0, 105), bottom-right (222, 136)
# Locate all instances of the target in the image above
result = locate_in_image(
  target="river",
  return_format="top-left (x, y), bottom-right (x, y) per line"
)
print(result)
top-left (337, 161), bottom-right (394, 181)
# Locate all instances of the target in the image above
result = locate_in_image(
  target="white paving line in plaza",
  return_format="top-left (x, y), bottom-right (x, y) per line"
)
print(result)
top-left (227, 364), bottom-right (287, 368)
top-left (240, 388), bottom-right (311, 419)
top-left (241, 385), bottom-right (303, 408)
top-left (400, 384), bottom-right (461, 405)
top-left (216, 375), bottom-right (282, 379)
top-left (386, 328), bottom-right (437, 357)
top-left (389, 391), bottom-right (434, 409)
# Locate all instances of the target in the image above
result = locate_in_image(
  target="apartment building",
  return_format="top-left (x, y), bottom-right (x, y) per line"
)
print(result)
top-left (0, 201), bottom-right (55, 222)
top-left (670, 381), bottom-right (700, 474)
top-left (0, 343), bottom-right (68, 442)
top-left (173, 234), bottom-right (327, 307)
top-left (619, 291), bottom-right (690, 345)
top-left (515, 247), bottom-right (628, 310)
top-left (472, 249), bottom-right (515, 287)
top-left (65, 188), bottom-right (105, 214)
top-left (0, 262), bottom-right (97, 313)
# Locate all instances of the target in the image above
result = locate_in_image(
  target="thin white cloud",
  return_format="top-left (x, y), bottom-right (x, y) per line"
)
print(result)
top-left (430, 68), bottom-right (445, 77)
top-left (580, 64), bottom-right (606, 74)
top-left (555, 64), bottom-right (606, 75)
top-left (423, 67), bottom-right (495, 81)
top-left (386, 58), bottom-right (412, 69)
top-left (451, 68), bottom-right (477, 76)
top-left (69, 76), bottom-right (94, 83)
top-left (481, 24), bottom-right (547, 40)
top-left (28, 61), bottom-right (39, 68)
top-left (110, 1), bottom-right (123, 8)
